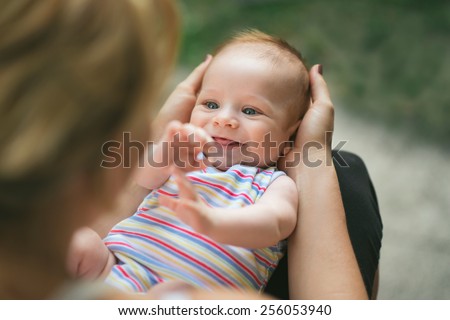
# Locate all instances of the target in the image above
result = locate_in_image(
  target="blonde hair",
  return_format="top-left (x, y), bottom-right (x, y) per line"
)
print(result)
top-left (215, 29), bottom-right (310, 119)
top-left (0, 0), bottom-right (179, 219)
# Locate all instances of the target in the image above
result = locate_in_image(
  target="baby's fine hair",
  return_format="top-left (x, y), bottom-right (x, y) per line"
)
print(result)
top-left (215, 29), bottom-right (311, 118)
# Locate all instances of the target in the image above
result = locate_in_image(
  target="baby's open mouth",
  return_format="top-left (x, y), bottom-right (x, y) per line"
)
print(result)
top-left (212, 137), bottom-right (241, 148)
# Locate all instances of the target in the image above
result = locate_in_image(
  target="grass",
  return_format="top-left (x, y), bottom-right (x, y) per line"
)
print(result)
top-left (177, 0), bottom-right (450, 148)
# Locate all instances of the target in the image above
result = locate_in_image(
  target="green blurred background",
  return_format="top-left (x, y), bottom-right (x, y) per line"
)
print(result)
top-left (176, 0), bottom-right (450, 300)
top-left (177, 0), bottom-right (450, 148)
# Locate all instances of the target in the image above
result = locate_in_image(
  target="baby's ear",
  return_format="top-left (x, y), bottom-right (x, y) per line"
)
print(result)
top-left (279, 121), bottom-right (300, 156)
top-left (279, 140), bottom-right (294, 157)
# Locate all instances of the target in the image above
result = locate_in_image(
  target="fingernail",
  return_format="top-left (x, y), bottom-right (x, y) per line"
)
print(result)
top-left (204, 54), bottom-right (212, 62)
top-left (318, 64), bottom-right (323, 75)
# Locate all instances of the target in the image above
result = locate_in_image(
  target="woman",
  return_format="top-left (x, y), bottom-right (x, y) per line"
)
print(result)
top-left (0, 0), bottom-right (379, 299)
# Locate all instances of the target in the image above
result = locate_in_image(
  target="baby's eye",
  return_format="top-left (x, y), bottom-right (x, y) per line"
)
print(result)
top-left (242, 107), bottom-right (258, 115)
top-left (205, 101), bottom-right (219, 109)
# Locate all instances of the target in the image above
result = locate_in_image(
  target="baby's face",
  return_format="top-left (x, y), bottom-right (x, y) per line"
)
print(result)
top-left (190, 44), bottom-right (302, 170)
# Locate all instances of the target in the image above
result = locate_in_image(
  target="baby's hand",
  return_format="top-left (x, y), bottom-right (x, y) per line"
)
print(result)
top-left (135, 122), bottom-right (212, 190)
top-left (159, 169), bottom-right (215, 235)
top-left (155, 121), bottom-right (212, 173)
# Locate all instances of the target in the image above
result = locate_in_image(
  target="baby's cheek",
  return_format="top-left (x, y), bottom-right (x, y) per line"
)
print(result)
top-left (189, 109), bottom-right (204, 126)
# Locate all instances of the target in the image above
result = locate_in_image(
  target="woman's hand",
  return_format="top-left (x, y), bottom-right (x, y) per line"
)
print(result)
top-left (151, 55), bottom-right (212, 140)
top-left (296, 64), bottom-right (334, 148)
top-left (283, 65), bottom-right (368, 299)
top-left (280, 65), bottom-right (334, 179)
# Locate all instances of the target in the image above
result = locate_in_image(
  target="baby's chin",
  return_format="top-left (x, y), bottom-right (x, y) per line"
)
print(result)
top-left (203, 156), bottom-right (234, 171)
top-left (204, 156), bottom-right (276, 171)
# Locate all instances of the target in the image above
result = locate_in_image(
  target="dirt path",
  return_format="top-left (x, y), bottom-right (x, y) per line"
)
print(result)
top-left (334, 108), bottom-right (450, 299)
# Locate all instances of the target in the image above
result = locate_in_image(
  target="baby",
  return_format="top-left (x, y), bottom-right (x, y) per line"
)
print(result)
top-left (70, 29), bottom-right (310, 292)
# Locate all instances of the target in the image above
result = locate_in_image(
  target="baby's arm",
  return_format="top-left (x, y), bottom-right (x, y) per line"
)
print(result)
top-left (92, 124), bottom-right (211, 236)
top-left (159, 171), bottom-right (298, 248)
top-left (210, 175), bottom-right (298, 248)
top-left (66, 227), bottom-right (116, 279)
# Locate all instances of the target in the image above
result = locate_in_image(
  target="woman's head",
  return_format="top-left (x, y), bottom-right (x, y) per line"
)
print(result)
top-left (0, 0), bottom-right (178, 225)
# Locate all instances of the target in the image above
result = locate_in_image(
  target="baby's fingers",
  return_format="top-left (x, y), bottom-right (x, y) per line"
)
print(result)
top-left (160, 120), bottom-right (183, 144)
top-left (173, 124), bottom-right (212, 171)
top-left (179, 124), bottom-right (213, 146)
top-left (172, 169), bottom-right (198, 201)
top-left (158, 194), bottom-right (179, 212)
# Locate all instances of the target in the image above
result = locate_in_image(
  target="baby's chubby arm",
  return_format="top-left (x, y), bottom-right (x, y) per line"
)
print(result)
top-left (134, 122), bottom-right (212, 190)
top-left (159, 171), bottom-right (298, 248)
top-left (212, 175), bottom-right (298, 248)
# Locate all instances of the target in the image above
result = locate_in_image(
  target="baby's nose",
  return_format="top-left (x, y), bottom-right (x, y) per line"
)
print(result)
top-left (213, 114), bottom-right (239, 128)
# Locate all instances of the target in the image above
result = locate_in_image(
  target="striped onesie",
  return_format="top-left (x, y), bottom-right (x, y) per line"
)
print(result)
top-left (104, 164), bottom-right (286, 292)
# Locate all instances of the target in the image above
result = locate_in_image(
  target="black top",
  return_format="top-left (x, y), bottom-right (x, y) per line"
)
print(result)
top-left (264, 150), bottom-right (383, 299)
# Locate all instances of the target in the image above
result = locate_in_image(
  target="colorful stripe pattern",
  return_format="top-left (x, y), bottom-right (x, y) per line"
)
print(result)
top-left (104, 164), bottom-right (286, 292)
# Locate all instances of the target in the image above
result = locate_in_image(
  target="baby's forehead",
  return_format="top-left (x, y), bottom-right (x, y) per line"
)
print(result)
top-left (208, 41), bottom-right (310, 122)
top-left (216, 43), bottom-right (308, 87)
top-left (217, 42), bottom-right (297, 64)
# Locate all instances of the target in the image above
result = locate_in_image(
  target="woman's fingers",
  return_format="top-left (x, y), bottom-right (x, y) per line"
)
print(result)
top-left (310, 64), bottom-right (332, 106)
top-left (303, 65), bottom-right (334, 140)
top-left (178, 54), bottom-right (213, 93)
top-left (151, 56), bottom-right (213, 140)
